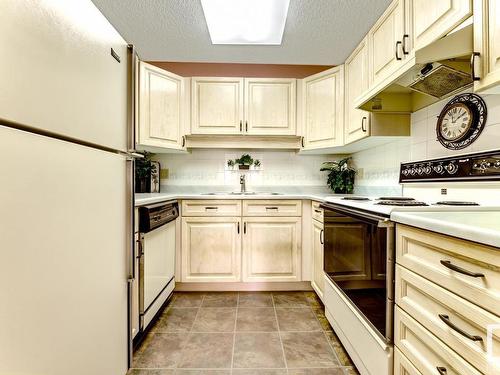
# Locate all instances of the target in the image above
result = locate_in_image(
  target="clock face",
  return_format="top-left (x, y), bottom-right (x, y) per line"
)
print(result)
top-left (436, 93), bottom-right (487, 150)
top-left (439, 103), bottom-right (473, 141)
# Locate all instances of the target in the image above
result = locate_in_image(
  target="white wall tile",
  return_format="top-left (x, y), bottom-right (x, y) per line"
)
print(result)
top-left (352, 90), bottom-right (500, 189)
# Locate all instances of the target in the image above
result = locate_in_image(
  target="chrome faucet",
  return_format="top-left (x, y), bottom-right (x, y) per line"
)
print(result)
top-left (240, 174), bottom-right (246, 193)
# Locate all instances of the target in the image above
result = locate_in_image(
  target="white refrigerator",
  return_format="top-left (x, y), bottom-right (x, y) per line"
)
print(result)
top-left (0, 1), bottom-right (136, 374)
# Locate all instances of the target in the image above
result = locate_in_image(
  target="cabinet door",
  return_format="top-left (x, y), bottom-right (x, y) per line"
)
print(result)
top-left (369, 0), bottom-right (405, 85)
top-left (474, 0), bottom-right (500, 94)
top-left (311, 220), bottom-right (324, 298)
top-left (242, 217), bottom-right (301, 282)
top-left (181, 217), bottom-right (241, 282)
top-left (244, 78), bottom-right (296, 135)
top-left (411, 0), bottom-right (472, 51)
top-left (138, 62), bottom-right (185, 149)
top-left (344, 37), bottom-right (371, 144)
top-left (302, 66), bottom-right (344, 149)
top-left (191, 77), bottom-right (244, 134)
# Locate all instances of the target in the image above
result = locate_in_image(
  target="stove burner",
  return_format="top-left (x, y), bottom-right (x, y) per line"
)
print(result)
top-left (435, 201), bottom-right (480, 206)
top-left (378, 197), bottom-right (415, 201)
top-left (376, 200), bottom-right (428, 206)
top-left (342, 196), bottom-right (371, 201)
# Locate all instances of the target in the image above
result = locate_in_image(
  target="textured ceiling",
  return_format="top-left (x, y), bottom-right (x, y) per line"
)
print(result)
top-left (92, 0), bottom-right (392, 65)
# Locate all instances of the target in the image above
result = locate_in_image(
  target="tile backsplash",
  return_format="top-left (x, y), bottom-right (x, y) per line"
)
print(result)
top-left (352, 90), bottom-right (500, 190)
top-left (153, 91), bottom-right (500, 193)
top-left (154, 150), bottom-right (335, 190)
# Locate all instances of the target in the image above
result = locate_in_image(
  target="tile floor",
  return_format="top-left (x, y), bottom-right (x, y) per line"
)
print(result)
top-left (130, 291), bottom-right (359, 375)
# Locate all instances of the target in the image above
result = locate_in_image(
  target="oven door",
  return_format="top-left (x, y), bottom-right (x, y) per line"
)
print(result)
top-left (321, 203), bottom-right (394, 342)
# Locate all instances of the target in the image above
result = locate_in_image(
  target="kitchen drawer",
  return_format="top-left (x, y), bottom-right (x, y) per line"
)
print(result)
top-left (311, 201), bottom-right (323, 222)
top-left (242, 200), bottom-right (302, 217)
top-left (181, 200), bottom-right (241, 217)
top-left (394, 347), bottom-right (422, 375)
top-left (395, 307), bottom-right (482, 375)
top-left (396, 224), bottom-right (500, 314)
top-left (396, 265), bottom-right (500, 374)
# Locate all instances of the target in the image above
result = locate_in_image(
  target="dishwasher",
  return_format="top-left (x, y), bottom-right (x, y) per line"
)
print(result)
top-left (138, 201), bottom-right (178, 331)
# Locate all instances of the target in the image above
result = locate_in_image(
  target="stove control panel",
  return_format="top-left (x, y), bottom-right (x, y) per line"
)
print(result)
top-left (400, 150), bottom-right (500, 182)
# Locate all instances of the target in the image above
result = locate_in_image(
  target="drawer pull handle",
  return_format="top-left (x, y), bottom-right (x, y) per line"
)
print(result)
top-left (266, 207), bottom-right (279, 210)
top-left (436, 367), bottom-right (447, 375)
top-left (320, 229), bottom-right (324, 244)
top-left (205, 207), bottom-right (218, 210)
top-left (237, 222), bottom-right (240, 234)
top-left (438, 314), bottom-right (483, 342)
top-left (440, 260), bottom-right (485, 278)
top-left (314, 209), bottom-right (322, 213)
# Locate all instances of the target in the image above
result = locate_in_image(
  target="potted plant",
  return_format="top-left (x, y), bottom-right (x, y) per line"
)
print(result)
top-left (135, 151), bottom-right (156, 193)
top-left (320, 157), bottom-right (356, 194)
top-left (253, 159), bottom-right (261, 168)
top-left (227, 159), bottom-right (235, 169)
top-left (235, 154), bottom-right (254, 170)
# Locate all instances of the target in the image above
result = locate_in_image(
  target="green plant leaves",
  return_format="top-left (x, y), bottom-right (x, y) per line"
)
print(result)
top-left (320, 157), bottom-right (356, 194)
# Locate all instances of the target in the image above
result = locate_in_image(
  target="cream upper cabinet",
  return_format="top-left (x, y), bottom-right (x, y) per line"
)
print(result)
top-left (369, 0), bottom-right (406, 86)
top-left (181, 217), bottom-right (241, 282)
top-left (302, 66), bottom-right (344, 149)
top-left (344, 37), bottom-right (371, 144)
top-left (242, 217), bottom-right (301, 282)
top-left (244, 78), bottom-right (296, 135)
top-left (311, 219), bottom-right (324, 298)
top-left (138, 62), bottom-right (186, 150)
top-left (410, 0), bottom-right (472, 51)
top-left (474, 0), bottom-right (500, 94)
top-left (191, 77), bottom-right (244, 135)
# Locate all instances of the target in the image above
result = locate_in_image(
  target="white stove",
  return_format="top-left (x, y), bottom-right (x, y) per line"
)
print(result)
top-left (324, 149), bottom-right (500, 217)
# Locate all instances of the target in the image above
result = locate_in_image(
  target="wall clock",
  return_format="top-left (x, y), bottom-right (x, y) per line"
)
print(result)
top-left (436, 93), bottom-right (487, 150)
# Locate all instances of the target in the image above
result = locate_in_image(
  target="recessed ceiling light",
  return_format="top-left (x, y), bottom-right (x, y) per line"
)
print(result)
top-left (200, 0), bottom-right (290, 45)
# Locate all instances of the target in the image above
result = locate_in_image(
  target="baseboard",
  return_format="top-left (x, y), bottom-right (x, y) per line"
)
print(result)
top-left (175, 281), bottom-right (313, 292)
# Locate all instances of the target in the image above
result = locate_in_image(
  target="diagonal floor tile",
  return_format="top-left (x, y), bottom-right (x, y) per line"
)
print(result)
top-left (191, 307), bottom-right (236, 332)
top-left (132, 333), bottom-right (188, 368)
top-left (236, 307), bottom-right (278, 332)
top-left (233, 332), bottom-right (286, 369)
top-left (152, 308), bottom-right (198, 333)
top-left (272, 292), bottom-right (309, 307)
top-left (281, 331), bottom-right (339, 368)
top-left (238, 292), bottom-right (273, 307)
top-left (276, 308), bottom-right (321, 331)
top-left (202, 292), bottom-right (238, 307)
top-left (177, 333), bottom-right (233, 368)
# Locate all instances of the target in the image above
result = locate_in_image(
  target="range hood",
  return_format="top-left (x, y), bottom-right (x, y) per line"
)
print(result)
top-left (358, 19), bottom-right (474, 113)
top-left (397, 19), bottom-right (473, 99)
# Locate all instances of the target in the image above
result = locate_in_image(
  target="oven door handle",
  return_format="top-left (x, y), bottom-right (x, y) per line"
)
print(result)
top-left (320, 203), bottom-right (393, 226)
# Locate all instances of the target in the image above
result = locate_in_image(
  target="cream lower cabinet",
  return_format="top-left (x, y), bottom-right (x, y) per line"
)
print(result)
top-left (302, 66), bottom-right (344, 149)
top-left (474, 0), bottom-right (500, 94)
top-left (242, 217), bottom-right (302, 282)
top-left (181, 217), bottom-right (241, 282)
top-left (311, 218), bottom-right (324, 298)
top-left (138, 61), bottom-right (186, 150)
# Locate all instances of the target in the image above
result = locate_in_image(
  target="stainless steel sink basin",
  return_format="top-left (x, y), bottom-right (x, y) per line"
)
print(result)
top-left (202, 192), bottom-right (282, 196)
